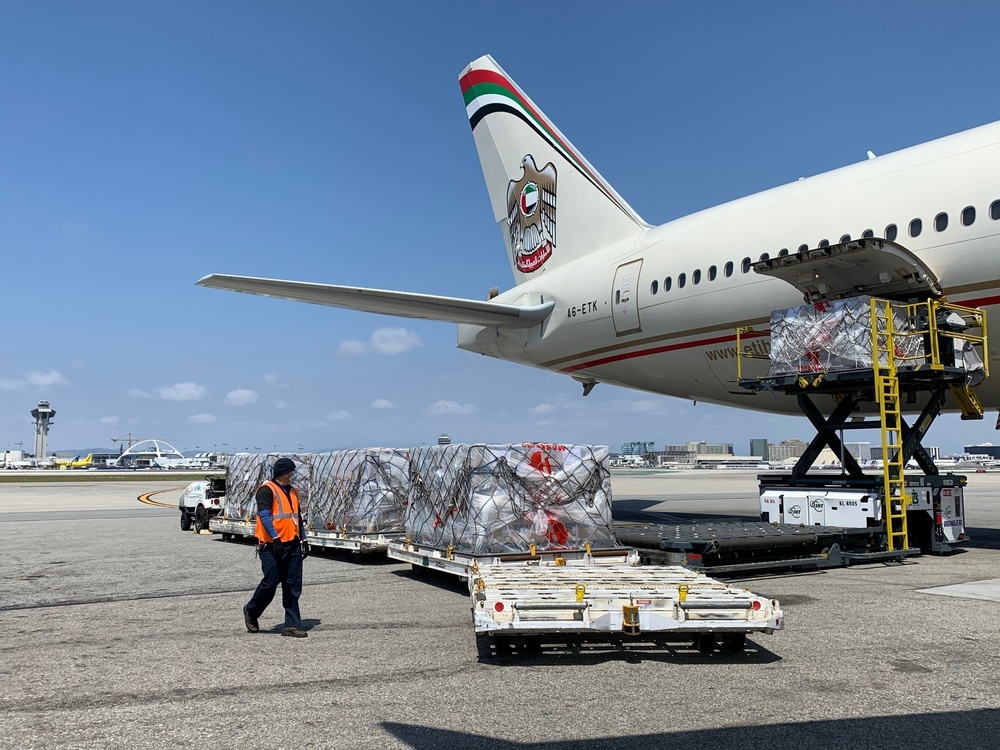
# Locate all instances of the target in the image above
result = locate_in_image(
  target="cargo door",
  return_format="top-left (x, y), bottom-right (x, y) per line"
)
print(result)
top-left (752, 238), bottom-right (941, 303)
top-left (612, 259), bottom-right (642, 336)
top-left (780, 491), bottom-right (810, 524)
top-left (806, 493), bottom-right (827, 526)
top-left (824, 491), bottom-right (876, 528)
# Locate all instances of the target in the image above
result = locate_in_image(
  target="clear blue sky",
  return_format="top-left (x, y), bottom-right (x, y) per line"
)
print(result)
top-left (3, 1), bottom-right (1000, 455)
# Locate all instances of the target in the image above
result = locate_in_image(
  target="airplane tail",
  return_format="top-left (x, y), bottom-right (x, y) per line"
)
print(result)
top-left (460, 55), bottom-right (649, 285)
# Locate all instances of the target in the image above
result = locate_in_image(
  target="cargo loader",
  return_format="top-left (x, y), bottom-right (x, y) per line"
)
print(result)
top-left (630, 240), bottom-right (986, 574)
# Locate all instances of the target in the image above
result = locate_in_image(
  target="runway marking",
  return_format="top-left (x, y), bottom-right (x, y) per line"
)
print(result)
top-left (917, 579), bottom-right (1000, 603)
top-left (137, 487), bottom-right (185, 509)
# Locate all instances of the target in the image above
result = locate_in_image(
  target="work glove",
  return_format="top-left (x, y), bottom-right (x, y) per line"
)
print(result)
top-left (300, 540), bottom-right (310, 557)
top-left (271, 538), bottom-right (285, 556)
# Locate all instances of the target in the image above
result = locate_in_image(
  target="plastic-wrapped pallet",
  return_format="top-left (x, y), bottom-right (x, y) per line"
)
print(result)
top-left (768, 296), bottom-right (925, 376)
top-left (405, 443), bottom-right (617, 555)
top-left (309, 449), bottom-right (410, 534)
top-left (222, 452), bottom-right (316, 521)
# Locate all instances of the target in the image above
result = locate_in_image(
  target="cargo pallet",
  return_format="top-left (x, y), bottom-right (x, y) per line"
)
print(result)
top-left (471, 560), bottom-right (783, 657)
top-left (387, 539), bottom-right (637, 580)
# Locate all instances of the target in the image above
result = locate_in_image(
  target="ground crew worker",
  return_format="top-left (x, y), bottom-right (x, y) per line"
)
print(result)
top-left (243, 456), bottom-right (309, 637)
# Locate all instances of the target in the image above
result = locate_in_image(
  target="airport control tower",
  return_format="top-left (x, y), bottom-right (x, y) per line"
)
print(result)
top-left (31, 400), bottom-right (55, 459)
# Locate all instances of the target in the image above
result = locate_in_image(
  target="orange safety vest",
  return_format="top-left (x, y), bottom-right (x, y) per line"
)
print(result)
top-left (254, 480), bottom-right (301, 543)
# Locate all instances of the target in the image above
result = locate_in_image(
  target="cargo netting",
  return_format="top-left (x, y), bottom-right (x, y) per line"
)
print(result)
top-left (308, 449), bottom-right (410, 535)
top-left (221, 453), bottom-right (316, 521)
top-left (768, 296), bottom-right (925, 376)
top-left (405, 443), bottom-right (617, 555)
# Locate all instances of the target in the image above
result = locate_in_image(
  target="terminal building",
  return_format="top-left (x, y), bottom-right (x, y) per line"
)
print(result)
top-left (965, 443), bottom-right (1000, 459)
top-left (768, 439), bottom-right (809, 462)
top-left (749, 438), bottom-right (768, 459)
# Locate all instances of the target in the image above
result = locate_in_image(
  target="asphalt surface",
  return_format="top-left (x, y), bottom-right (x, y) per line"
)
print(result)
top-left (2, 473), bottom-right (1000, 749)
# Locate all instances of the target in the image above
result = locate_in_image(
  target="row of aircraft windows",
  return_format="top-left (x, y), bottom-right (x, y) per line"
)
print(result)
top-left (650, 199), bottom-right (1000, 295)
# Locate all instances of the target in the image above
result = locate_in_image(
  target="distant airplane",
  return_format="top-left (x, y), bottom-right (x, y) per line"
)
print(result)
top-left (56, 454), bottom-right (94, 470)
top-left (198, 54), bottom-right (999, 417)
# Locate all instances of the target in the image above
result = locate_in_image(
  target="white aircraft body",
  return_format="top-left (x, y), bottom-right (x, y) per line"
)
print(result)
top-left (199, 55), bottom-right (1000, 417)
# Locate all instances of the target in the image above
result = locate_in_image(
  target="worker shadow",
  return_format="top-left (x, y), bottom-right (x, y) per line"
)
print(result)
top-left (262, 617), bottom-right (322, 634)
top-left (477, 636), bottom-right (781, 667)
top-left (380, 708), bottom-right (1000, 749)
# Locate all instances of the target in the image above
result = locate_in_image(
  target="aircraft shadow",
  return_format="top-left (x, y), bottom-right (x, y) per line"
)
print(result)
top-left (382, 708), bottom-right (1000, 749)
top-left (963, 526), bottom-right (1000, 550)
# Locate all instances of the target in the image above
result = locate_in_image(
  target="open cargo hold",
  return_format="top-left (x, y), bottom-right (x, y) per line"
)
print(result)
top-left (389, 443), bottom-right (626, 575)
top-left (306, 448), bottom-right (410, 553)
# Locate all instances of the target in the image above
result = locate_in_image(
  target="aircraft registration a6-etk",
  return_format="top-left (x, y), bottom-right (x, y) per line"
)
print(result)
top-left (198, 55), bottom-right (1000, 417)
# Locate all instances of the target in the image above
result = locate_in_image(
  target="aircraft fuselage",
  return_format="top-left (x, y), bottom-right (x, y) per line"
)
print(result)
top-left (461, 119), bottom-right (1000, 415)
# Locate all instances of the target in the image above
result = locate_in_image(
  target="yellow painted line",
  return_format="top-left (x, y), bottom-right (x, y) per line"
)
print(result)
top-left (137, 487), bottom-right (185, 509)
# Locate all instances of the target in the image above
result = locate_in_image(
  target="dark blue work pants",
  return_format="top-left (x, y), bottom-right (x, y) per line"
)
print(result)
top-left (246, 542), bottom-right (302, 629)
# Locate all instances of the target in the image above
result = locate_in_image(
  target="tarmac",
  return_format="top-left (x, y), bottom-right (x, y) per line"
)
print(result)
top-left (2, 471), bottom-right (1000, 749)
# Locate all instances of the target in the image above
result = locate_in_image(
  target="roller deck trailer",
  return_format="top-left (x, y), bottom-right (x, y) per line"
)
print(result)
top-left (209, 516), bottom-right (255, 540)
top-left (387, 539), bottom-right (637, 579)
top-left (616, 521), bottom-right (920, 575)
top-left (471, 561), bottom-right (783, 656)
top-left (305, 528), bottom-right (402, 554)
top-left (210, 515), bottom-right (401, 554)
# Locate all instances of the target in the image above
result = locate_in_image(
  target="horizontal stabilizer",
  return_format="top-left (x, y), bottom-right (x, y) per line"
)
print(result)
top-left (196, 274), bottom-right (554, 329)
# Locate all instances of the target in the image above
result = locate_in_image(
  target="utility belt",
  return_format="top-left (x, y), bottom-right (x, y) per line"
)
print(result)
top-left (255, 536), bottom-right (302, 556)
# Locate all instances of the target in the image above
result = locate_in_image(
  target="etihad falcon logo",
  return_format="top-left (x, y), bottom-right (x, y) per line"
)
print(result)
top-left (507, 155), bottom-right (556, 273)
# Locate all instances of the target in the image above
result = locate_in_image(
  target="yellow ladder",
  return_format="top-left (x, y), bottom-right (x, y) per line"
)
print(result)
top-left (950, 383), bottom-right (984, 420)
top-left (870, 299), bottom-right (909, 552)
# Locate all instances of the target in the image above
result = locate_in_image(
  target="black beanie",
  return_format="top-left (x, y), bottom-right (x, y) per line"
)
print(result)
top-left (272, 457), bottom-right (296, 478)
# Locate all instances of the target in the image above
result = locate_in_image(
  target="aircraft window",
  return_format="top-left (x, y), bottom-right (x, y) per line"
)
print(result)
top-left (962, 206), bottom-right (976, 226)
top-left (862, 229), bottom-right (874, 239)
top-left (709, 265), bottom-right (717, 281)
top-left (909, 218), bottom-right (922, 237)
top-left (759, 252), bottom-right (769, 262)
top-left (819, 239), bottom-right (829, 248)
top-left (991, 200), bottom-right (1000, 220)
top-left (650, 279), bottom-right (658, 295)
top-left (616, 290), bottom-right (620, 305)
top-left (693, 269), bottom-right (701, 285)
top-left (840, 234), bottom-right (851, 243)
top-left (934, 212), bottom-right (948, 232)
top-left (678, 273), bottom-right (686, 288)
top-left (664, 276), bottom-right (672, 291)
top-left (885, 224), bottom-right (898, 241)
top-left (724, 261), bottom-right (734, 278)
top-left (778, 248), bottom-right (789, 257)
top-left (797, 244), bottom-right (808, 253)
top-left (741, 257), bottom-right (752, 273)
